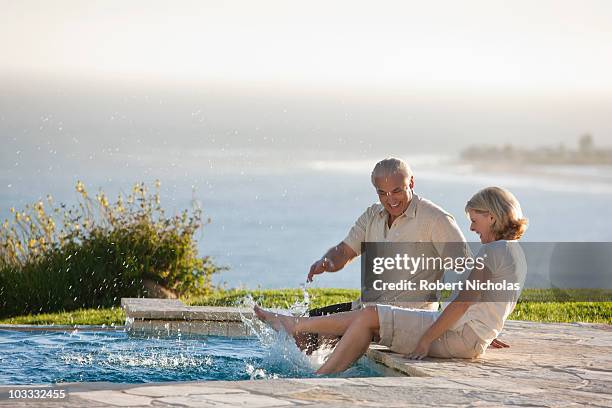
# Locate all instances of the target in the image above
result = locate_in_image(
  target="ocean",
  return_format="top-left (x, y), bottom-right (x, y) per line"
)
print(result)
top-left (2, 150), bottom-right (611, 289)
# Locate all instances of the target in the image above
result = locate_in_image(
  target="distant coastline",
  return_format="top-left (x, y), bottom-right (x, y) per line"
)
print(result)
top-left (460, 134), bottom-right (612, 166)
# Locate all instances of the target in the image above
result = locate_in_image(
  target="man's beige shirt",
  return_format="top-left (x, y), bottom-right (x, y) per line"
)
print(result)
top-left (343, 194), bottom-right (468, 311)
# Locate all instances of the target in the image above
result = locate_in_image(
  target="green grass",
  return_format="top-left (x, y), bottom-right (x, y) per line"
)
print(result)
top-left (0, 288), bottom-right (609, 326)
top-left (510, 301), bottom-right (611, 324)
top-left (0, 306), bottom-right (125, 326)
top-left (185, 288), bottom-right (360, 309)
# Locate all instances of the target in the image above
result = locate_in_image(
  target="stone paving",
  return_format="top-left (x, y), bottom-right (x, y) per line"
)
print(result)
top-left (0, 299), bottom-right (610, 407)
top-left (122, 298), bottom-right (253, 337)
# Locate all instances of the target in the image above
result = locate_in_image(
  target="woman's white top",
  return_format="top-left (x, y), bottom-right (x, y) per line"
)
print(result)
top-left (445, 240), bottom-right (527, 344)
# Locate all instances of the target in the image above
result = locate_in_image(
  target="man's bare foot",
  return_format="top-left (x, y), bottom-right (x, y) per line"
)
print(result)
top-left (253, 305), bottom-right (298, 335)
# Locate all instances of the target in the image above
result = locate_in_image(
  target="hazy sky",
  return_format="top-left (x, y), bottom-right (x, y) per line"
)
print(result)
top-left (1, 0), bottom-right (611, 177)
top-left (2, 1), bottom-right (612, 290)
top-left (2, 0), bottom-right (612, 259)
top-left (2, 0), bottom-right (612, 93)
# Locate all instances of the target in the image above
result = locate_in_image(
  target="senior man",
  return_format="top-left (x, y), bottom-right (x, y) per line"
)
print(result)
top-left (307, 157), bottom-right (468, 316)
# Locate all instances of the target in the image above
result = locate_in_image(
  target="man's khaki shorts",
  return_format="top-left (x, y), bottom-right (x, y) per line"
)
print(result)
top-left (377, 304), bottom-right (488, 358)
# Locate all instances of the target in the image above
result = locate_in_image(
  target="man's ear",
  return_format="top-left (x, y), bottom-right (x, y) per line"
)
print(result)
top-left (409, 176), bottom-right (415, 190)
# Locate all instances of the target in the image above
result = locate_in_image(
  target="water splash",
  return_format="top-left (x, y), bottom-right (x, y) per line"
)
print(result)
top-left (238, 284), bottom-right (335, 376)
top-left (124, 316), bottom-right (134, 333)
top-left (61, 350), bottom-right (213, 369)
top-left (61, 353), bottom-right (93, 365)
top-left (245, 363), bottom-right (278, 380)
top-left (105, 352), bottom-right (209, 369)
top-left (237, 293), bottom-right (271, 343)
top-left (288, 283), bottom-right (310, 317)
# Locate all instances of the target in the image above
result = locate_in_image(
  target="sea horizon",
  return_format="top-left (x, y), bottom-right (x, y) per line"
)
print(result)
top-left (2, 149), bottom-right (611, 289)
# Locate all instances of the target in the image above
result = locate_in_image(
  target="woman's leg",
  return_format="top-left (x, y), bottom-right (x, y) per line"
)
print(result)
top-left (316, 306), bottom-right (380, 375)
top-left (254, 305), bottom-right (365, 336)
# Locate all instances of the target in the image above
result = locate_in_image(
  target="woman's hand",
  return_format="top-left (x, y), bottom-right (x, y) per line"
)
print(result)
top-left (407, 336), bottom-right (432, 360)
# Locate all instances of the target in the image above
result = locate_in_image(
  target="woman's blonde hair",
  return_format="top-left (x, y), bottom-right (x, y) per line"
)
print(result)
top-left (465, 187), bottom-right (528, 240)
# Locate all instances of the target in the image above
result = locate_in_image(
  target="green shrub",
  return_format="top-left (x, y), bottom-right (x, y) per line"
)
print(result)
top-left (0, 181), bottom-right (223, 318)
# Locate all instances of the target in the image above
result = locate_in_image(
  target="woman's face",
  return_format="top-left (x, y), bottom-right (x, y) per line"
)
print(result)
top-left (468, 209), bottom-right (496, 244)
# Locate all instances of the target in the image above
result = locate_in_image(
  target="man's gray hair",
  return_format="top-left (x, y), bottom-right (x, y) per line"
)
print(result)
top-left (371, 158), bottom-right (413, 185)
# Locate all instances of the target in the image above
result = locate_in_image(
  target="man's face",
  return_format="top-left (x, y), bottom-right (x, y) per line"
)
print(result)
top-left (373, 172), bottom-right (414, 218)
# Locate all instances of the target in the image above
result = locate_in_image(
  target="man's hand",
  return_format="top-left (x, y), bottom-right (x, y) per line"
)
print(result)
top-left (407, 336), bottom-right (431, 360)
top-left (489, 338), bottom-right (510, 349)
top-left (306, 243), bottom-right (356, 283)
top-left (307, 258), bottom-right (334, 282)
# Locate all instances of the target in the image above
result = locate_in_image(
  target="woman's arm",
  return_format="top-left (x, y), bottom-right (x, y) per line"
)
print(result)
top-left (407, 266), bottom-right (487, 359)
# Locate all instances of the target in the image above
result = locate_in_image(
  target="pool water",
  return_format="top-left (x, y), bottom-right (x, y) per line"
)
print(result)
top-left (0, 329), bottom-right (384, 384)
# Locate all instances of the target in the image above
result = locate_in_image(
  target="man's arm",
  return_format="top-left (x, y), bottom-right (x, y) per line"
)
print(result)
top-left (307, 242), bottom-right (358, 282)
top-left (307, 205), bottom-right (371, 282)
top-left (431, 213), bottom-right (469, 259)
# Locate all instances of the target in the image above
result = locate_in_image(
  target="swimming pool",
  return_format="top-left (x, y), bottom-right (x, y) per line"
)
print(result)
top-left (0, 328), bottom-right (385, 384)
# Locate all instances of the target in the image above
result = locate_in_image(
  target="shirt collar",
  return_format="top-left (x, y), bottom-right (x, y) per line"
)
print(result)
top-left (378, 193), bottom-right (419, 219)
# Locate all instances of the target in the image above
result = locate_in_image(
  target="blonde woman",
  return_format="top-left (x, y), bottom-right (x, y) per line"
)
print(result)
top-left (255, 187), bottom-right (528, 375)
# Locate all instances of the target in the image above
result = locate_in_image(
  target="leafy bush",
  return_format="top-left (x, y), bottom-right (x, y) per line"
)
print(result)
top-left (0, 181), bottom-right (223, 318)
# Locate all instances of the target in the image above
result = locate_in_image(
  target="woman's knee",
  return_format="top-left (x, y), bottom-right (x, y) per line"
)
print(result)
top-left (359, 306), bottom-right (379, 329)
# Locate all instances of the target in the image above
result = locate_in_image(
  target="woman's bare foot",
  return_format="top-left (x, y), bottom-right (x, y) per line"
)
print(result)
top-left (253, 305), bottom-right (298, 335)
